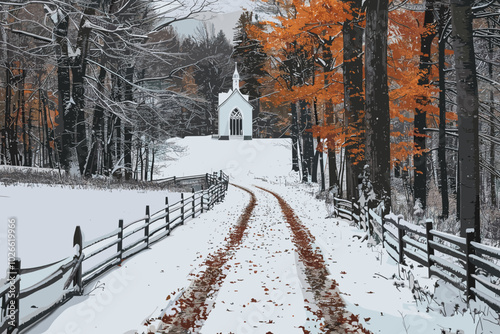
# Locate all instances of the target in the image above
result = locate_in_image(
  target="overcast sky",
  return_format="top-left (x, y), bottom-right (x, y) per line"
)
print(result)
top-left (170, 0), bottom-right (256, 42)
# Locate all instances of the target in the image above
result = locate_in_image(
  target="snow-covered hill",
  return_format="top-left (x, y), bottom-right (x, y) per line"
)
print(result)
top-left (3, 136), bottom-right (498, 333)
top-left (1, 137), bottom-right (292, 273)
top-left (158, 136), bottom-right (293, 182)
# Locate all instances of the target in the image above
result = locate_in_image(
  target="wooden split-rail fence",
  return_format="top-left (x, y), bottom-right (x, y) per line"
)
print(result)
top-left (0, 171), bottom-right (229, 333)
top-left (332, 197), bottom-right (500, 313)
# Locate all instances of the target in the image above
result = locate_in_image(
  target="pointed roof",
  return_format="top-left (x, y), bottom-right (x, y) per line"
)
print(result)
top-left (218, 87), bottom-right (252, 111)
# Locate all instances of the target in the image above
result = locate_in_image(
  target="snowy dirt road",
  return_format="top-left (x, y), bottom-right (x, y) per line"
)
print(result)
top-left (148, 184), bottom-right (368, 334)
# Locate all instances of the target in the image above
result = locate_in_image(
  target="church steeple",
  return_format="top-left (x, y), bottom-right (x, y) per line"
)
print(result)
top-left (232, 62), bottom-right (240, 91)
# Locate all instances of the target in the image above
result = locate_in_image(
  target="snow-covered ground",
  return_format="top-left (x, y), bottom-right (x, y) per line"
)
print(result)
top-left (157, 136), bottom-right (293, 182)
top-left (0, 181), bottom-right (182, 275)
top-left (3, 136), bottom-right (500, 333)
top-left (198, 187), bottom-right (324, 334)
top-left (29, 184), bottom-right (251, 334)
top-left (256, 180), bottom-right (500, 333)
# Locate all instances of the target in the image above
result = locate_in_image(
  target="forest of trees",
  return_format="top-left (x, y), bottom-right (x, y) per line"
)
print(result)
top-left (0, 0), bottom-right (246, 180)
top-left (240, 0), bottom-right (499, 243)
top-left (1, 0), bottom-right (499, 242)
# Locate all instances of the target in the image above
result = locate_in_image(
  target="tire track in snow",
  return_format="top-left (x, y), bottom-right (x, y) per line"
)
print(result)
top-left (154, 184), bottom-right (256, 333)
top-left (200, 185), bottom-right (327, 333)
top-left (257, 186), bottom-right (372, 334)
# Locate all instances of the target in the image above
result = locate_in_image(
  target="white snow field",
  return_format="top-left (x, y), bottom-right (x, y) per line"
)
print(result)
top-left (159, 136), bottom-right (293, 182)
top-left (3, 136), bottom-right (499, 333)
top-left (0, 183), bottom-right (182, 275)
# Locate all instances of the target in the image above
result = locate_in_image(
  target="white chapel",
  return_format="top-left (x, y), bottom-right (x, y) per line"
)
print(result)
top-left (217, 63), bottom-right (253, 140)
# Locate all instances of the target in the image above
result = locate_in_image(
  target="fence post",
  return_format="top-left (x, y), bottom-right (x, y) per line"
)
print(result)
top-left (192, 187), bottom-right (196, 218)
top-left (145, 205), bottom-right (150, 248)
top-left (381, 214), bottom-right (385, 247)
top-left (210, 187), bottom-right (214, 209)
top-left (364, 204), bottom-right (369, 231)
top-left (219, 169), bottom-right (223, 181)
top-left (358, 202), bottom-right (365, 230)
top-left (466, 229), bottom-right (476, 301)
top-left (425, 220), bottom-right (434, 278)
top-left (118, 220), bottom-right (124, 263)
top-left (333, 197), bottom-right (337, 218)
top-left (352, 197), bottom-right (358, 226)
top-left (165, 197), bottom-right (170, 235)
top-left (367, 206), bottom-right (373, 236)
top-left (215, 184), bottom-right (219, 203)
top-left (181, 193), bottom-right (185, 225)
top-left (173, 176), bottom-right (176, 186)
top-left (73, 226), bottom-right (83, 294)
top-left (205, 173), bottom-right (209, 187)
top-left (7, 258), bottom-right (20, 334)
top-left (349, 198), bottom-right (353, 221)
top-left (201, 186), bottom-right (204, 213)
top-left (397, 216), bottom-right (406, 265)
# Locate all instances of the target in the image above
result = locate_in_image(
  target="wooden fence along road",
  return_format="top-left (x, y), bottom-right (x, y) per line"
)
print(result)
top-left (0, 171), bottom-right (229, 334)
top-left (332, 197), bottom-right (500, 313)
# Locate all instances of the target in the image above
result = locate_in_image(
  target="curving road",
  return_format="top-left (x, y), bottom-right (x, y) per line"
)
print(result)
top-left (154, 184), bottom-right (370, 334)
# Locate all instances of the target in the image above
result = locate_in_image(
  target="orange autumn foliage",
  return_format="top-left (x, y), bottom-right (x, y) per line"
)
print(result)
top-left (1, 62), bottom-right (59, 149)
top-left (252, 0), bottom-right (457, 168)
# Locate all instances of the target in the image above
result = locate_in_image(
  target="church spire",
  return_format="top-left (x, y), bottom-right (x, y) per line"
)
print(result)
top-left (232, 62), bottom-right (240, 91)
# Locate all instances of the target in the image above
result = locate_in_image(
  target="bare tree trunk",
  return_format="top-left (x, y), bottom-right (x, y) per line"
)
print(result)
top-left (326, 101), bottom-right (338, 189)
top-left (301, 100), bottom-right (314, 182)
top-left (41, 92), bottom-right (54, 168)
top-left (52, 10), bottom-right (74, 172)
top-left (150, 144), bottom-right (155, 181)
top-left (139, 142), bottom-right (144, 181)
top-left (343, 0), bottom-right (365, 200)
top-left (365, 0), bottom-right (391, 213)
top-left (27, 99), bottom-right (33, 166)
top-left (104, 112), bottom-right (115, 176)
top-left (291, 102), bottom-right (299, 172)
top-left (1, 5), bottom-right (9, 165)
top-left (144, 142), bottom-right (149, 181)
top-left (134, 144), bottom-right (140, 180)
top-left (114, 117), bottom-right (122, 178)
top-left (414, 0), bottom-right (436, 212)
top-left (488, 23), bottom-right (496, 208)
top-left (438, 4), bottom-right (449, 218)
top-left (312, 99), bottom-right (325, 190)
top-left (124, 65), bottom-right (134, 180)
top-left (86, 66), bottom-right (107, 176)
top-left (20, 70), bottom-right (28, 166)
top-left (5, 66), bottom-right (16, 165)
top-left (71, 7), bottom-right (96, 176)
top-left (450, 0), bottom-right (480, 241)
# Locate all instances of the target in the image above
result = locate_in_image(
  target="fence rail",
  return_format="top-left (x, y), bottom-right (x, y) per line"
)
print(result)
top-left (0, 171), bottom-right (229, 333)
top-left (331, 196), bottom-right (500, 313)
